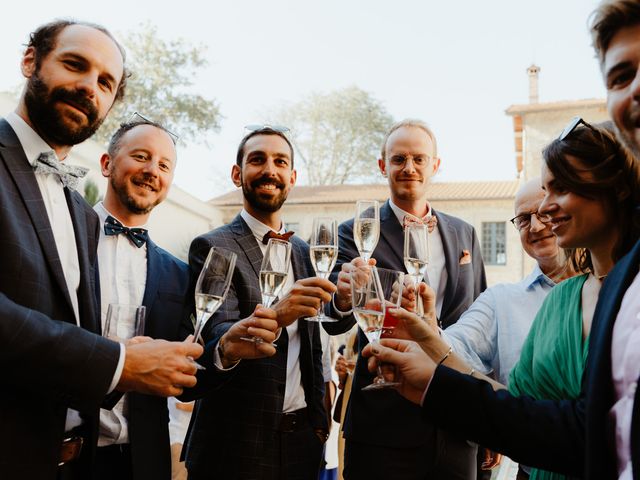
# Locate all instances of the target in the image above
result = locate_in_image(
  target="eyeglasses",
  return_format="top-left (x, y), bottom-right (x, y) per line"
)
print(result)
top-left (509, 211), bottom-right (551, 231)
top-left (558, 116), bottom-right (598, 141)
top-left (244, 124), bottom-right (290, 134)
top-left (127, 112), bottom-right (179, 144)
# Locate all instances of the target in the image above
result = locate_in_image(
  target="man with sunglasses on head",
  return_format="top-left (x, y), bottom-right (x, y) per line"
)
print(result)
top-left (0, 20), bottom-right (204, 480)
top-left (180, 125), bottom-right (335, 480)
top-left (361, 2), bottom-right (640, 479)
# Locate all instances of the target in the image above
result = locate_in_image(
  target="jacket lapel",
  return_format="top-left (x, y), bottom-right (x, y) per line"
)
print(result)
top-left (378, 200), bottom-right (405, 267)
top-left (435, 210), bottom-right (459, 316)
top-left (0, 121), bottom-right (74, 319)
top-left (230, 215), bottom-right (263, 278)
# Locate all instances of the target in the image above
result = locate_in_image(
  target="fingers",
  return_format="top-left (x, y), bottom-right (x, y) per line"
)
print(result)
top-left (296, 277), bottom-right (337, 295)
top-left (362, 338), bottom-right (414, 360)
top-left (180, 341), bottom-right (204, 359)
top-left (253, 305), bottom-right (278, 320)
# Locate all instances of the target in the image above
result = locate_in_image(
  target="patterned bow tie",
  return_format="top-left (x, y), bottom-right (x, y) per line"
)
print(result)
top-left (104, 215), bottom-right (149, 248)
top-left (262, 230), bottom-right (295, 245)
top-left (403, 214), bottom-right (438, 233)
top-left (33, 152), bottom-right (88, 191)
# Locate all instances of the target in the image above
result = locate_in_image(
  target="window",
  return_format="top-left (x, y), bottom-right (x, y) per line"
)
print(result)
top-left (481, 222), bottom-right (506, 265)
top-left (284, 222), bottom-right (300, 232)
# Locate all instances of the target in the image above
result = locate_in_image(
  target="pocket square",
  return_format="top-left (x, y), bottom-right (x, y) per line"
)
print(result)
top-left (459, 249), bottom-right (472, 265)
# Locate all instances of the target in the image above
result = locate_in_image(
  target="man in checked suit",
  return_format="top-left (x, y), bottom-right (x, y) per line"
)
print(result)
top-left (327, 119), bottom-right (487, 480)
top-left (181, 126), bottom-right (335, 479)
top-left (0, 20), bottom-right (202, 480)
top-left (361, 2), bottom-right (640, 479)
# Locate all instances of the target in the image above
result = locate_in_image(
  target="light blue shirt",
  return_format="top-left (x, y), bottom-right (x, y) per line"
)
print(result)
top-left (442, 265), bottom-right (556, 385)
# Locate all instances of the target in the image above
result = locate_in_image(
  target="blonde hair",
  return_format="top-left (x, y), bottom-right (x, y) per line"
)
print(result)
top-left (380, 119), bottom-right (438, 161)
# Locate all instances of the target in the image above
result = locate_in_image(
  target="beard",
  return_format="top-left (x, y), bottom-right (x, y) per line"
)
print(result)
top-left (110, 173), bottom-right (161, 215)
top-left (242, 175), bottom-right (289, 213)
top-left (24, 70), bottom-right (104, 146)
top-left (615, 120), bottom-right (640, 161)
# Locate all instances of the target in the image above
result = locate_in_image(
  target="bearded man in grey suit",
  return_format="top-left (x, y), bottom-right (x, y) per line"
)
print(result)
top-left (326, 119), bottom-right (487, 480)
top-left (182, 126), bottom-right (335, 480)
top-left (0, 20), bottom-right (202, 480)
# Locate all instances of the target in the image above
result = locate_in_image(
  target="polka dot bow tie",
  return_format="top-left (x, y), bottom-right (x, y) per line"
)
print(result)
top-left (104, 215), bottom-right (148, 248)
top-left (33, 152), bottom-right (88, 191)
top-left (402, 214), bottom-right (438, 233)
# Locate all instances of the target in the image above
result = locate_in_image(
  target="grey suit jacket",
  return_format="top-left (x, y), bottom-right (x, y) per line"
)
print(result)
top-left (0, 118), bottom-right (120, 479)
top-left (181, 214), bottom-right (327, 478)
top-left (326, 199), bottom-right (487, 448)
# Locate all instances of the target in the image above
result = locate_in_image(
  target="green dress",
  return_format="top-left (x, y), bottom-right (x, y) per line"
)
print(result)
top-left (508, 274), bottom-right (590, 480)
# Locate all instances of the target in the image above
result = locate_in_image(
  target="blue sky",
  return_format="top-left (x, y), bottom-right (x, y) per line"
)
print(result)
top-left (1, 0), bottom-right (605, 200)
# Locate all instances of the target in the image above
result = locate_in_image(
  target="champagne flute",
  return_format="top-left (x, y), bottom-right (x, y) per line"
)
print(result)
top-left (242, 238), bottom-right (291, 343)
top-left (307, 217), bottom-right (338, 323)
top-left (350, 266), bottom-right (399, 390)
top-left (403, 223), bottom-right (430, 318)
top-left (377, 268), bottom-right (406, 337)
top-left (192, 247), bottom-right (237, 368)
top-left (354, 200), bottom-right (380, 262)
top-left (103, 304), bottom-right (146, 341)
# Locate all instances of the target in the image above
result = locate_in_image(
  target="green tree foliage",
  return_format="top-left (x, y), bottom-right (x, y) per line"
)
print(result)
top-left (94, 23), bottom-right (222, 146)
top-left (272, 86), bottom-right (394, 185)
top-left (83, 179), bottom-right (101, 206)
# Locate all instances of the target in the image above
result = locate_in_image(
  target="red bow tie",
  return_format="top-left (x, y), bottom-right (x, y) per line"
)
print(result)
top-left (403, 214), bottom-right (438, 233)
top-left (262, 230), bottom-right (295, 245)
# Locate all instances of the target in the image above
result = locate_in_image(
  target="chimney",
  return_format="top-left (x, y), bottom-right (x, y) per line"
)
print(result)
top-left (527, 64), bottom-right (540, 104)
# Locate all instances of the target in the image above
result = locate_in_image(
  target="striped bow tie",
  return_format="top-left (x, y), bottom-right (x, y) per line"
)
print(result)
top-left (33, 152), bottom-right (88, 191)
top-left (403, 214), bottom-right (438, 233)
top-left (104, 215), bottom-right (148, 248)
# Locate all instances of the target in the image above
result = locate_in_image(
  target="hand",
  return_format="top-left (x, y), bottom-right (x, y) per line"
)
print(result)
top-left (334, 257), bottom-right (376, 311)
top-left (480, 448), bottom-right (502, 470)
top-left (219, 305), bottom-right (279, 367)
top-left (361, 338), bottom-right (435, 405)
top-left (117, 339), bottom-right (204, 397)
top-left (274, 277), bottom-right (336, 327)
top-left (125, 335), bottom-right (153, 346)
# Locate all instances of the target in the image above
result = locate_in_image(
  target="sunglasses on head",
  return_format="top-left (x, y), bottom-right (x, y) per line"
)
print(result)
top-left (127, 111), bottom-right (179, 144)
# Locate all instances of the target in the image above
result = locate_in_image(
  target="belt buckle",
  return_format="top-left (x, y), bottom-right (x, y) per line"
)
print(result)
top-left (58, 436), bottom-right (84, 467)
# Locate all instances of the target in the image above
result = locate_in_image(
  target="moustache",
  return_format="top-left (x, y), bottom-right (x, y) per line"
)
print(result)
top-left (51, 87), bottom-right (99, 123)
top-left (132, 173), bottom-right (159, 191)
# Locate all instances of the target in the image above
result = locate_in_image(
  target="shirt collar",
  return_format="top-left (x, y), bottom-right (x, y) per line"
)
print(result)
top-left (5, 111), bottom-right (59, 166)
top-left (240, 209), bottom-right (285, 244)
top-left (524, 263), bottom-right (556, 290)
top-left (94, 201), bottom-right (149, 230)
top-left (388, 198), bottom-right (433, 225)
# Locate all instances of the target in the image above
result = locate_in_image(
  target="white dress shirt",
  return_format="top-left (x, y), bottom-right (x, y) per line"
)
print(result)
top-left (239, 209), bottom-right (307, 413)
top-left (388, 199), bottom-right (448, 317)
top-left (95, 202), bottom-right (148, 446)
top-left (609, 271), bottom-right (640, 480)
top-left (5, 112), bottom-right (124, 431)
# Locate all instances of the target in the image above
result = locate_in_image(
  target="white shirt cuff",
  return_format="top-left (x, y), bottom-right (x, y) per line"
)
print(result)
top-left (331, 295), bottom-right (353, 318)
top-left (213, 341), bottom-right (241, 371)
top-left (107, 343), bottom-right (126, 394)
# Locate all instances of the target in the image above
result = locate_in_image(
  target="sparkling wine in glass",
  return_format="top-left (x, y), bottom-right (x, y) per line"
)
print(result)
top-left (376, 268), bottom-right (406, 337)
top-left (403, 223), bottom-right (430, 318)
top-left (192, 247), bottom-right (237, 368)
top-left (242, 238), bottom-right (291, 343)
top-left (354, 200), bottom-right (380, 262)
top-left (350, 266), bottom-right (399, 390)
top-left (307, 217), bottom-right (338, 322)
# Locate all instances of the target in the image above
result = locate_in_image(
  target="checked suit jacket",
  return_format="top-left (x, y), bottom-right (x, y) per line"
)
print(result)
top-left (0, 118), bottom-right (120, 479)
top-left (421, 237), bottom-right (640, 480)
top-left (325, 200), bottom-right (486, 467)
top-left (180, 214), bottom-right (327, 479)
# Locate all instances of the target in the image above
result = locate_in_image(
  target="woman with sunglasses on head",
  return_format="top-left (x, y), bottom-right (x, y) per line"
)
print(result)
top-left (383, 118), bottom-right (640, 480)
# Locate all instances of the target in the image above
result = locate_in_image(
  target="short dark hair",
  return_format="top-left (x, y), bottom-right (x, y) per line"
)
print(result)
top-left (235, 128), bottom-right (294, 167)
top-left (107, 120), bottom-right (176, 157)
top-left (542, 120), bottom-right (640, 273)
top-left (590, 0), bottom-right (640, 64)
top-left (27, 19), bottom-right (130, 102)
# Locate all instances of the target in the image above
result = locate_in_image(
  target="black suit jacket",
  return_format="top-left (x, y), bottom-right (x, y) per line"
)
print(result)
top-left (0, 118), bottom-right (120, 479)
top-left (180, 214), bottom-right (327, 478)
top-left (422, 237), bottom-right (640, 480)
top-left (124, 239), bottom-right (191, 480)
top-left (325, 200), bottom-right (487, 447)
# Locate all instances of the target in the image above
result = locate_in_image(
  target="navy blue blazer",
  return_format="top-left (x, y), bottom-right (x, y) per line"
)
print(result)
top-left (0, 118), bottom-right (120, 479)
top-left (326, 200), bottom-right (487, 448)
top-left (422, 238), bottom-right (640, 480)
top-left (180, 214), bottom-right (327, 479)
top-left (125, 239), bottom-right (191, 480)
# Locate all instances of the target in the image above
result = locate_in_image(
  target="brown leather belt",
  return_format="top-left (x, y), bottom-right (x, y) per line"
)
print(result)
top-left (58, 436), bottom-right (84, 466)
top-left (278, 407), bottom-right (308, 433)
